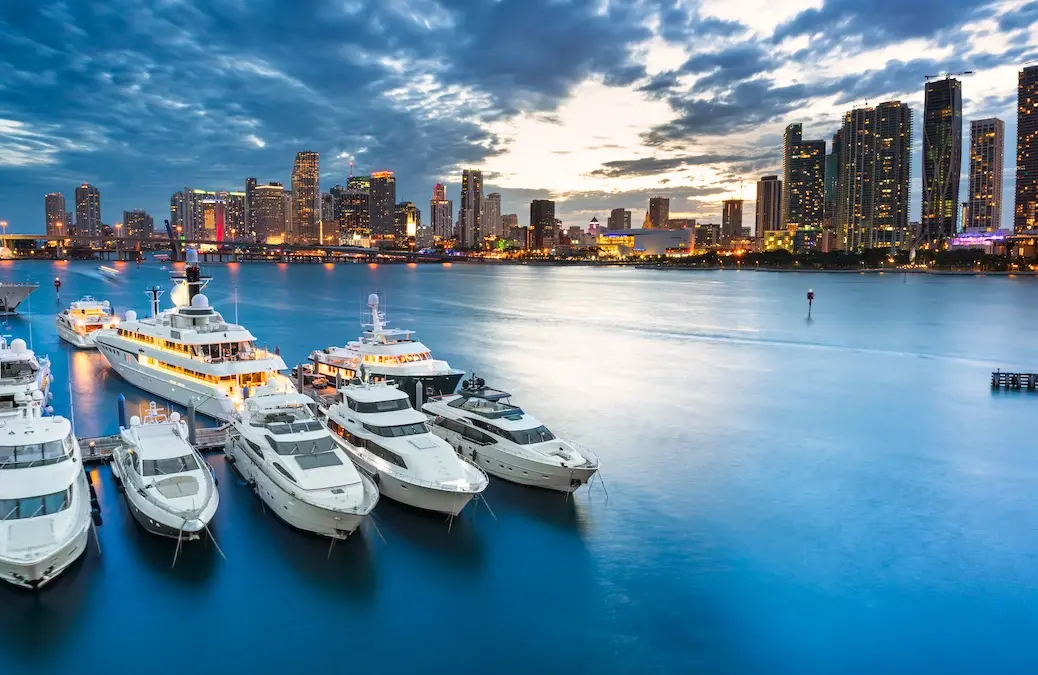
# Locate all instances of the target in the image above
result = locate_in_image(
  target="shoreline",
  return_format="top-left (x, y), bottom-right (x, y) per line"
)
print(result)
top-left (634, 265), bottom-right (1038, 276)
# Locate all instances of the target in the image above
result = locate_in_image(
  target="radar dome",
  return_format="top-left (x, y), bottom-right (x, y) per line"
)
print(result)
top-left (368, 293), bottom-right (380, 307)
top-left (130, 415), bottom-right (141, 426)
top-left (170, 412), bottom-right (181, 423)
top-left (186, 248), bottom-right (199, 264)
top-left (10, 338), bottom-right (26, 353)
top-left (125, 310), bottom-right (138, 322)
top-left (102, 300), bottom-right (110, 307)
top-left (191, 294), bottom-right (210, 308)
top-left (31, 391), bottom-right (43, 401)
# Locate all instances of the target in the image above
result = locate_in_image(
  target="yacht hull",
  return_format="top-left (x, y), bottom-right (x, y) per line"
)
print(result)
top-left (110, 458), bottom-right (217, 540)
top-left (56, 321), bottom-right (96, 349)
top-left (0, 284), bottom-right (37, 315)
top-left (345, 450), bottom-right (475, 516)
top-left (225, 439), bottom-right (366, 538)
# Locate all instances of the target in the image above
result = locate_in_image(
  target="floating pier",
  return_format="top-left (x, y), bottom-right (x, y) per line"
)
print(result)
top-left (991, 370), bottom-right (1038, 391)
top-left (80, 425), bottom-right (230, 464)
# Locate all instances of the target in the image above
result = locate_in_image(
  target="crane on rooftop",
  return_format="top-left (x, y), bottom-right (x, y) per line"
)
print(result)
top-left (924, 70), bottom-right (974, 80)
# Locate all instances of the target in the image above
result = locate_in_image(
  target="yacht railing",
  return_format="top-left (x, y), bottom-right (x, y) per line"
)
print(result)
top-left (562, 439), bottom-right (601, 468)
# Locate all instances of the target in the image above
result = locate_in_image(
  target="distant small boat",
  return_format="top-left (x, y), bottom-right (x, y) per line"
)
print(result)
top-left (153, 254), bottom-right (171, 263)
top-left (97, 266), bottom-right (121, 281)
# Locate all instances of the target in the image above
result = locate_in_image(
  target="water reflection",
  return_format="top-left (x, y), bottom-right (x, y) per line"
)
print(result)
top-left (371, 499), bottom-right (487, 574)
top-left (486, 480), bottom-right (594, 538)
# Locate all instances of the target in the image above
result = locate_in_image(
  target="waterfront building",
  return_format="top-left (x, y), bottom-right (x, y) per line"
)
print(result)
top-left (502, 213), bottom-right (518, 231)
top-left (823, 131), bottom-right (841, 238)
top-left (252, 182), bottom-right (286, 243)
top-left (291, 151), bottom-right (320, 244)
top-left (45, 192), bottom-right (67, 238)
top-left (529, 199), bottom-right (555, 250)
top-left (648, 197), bottom-right (669, 229)
top-left (695, 223), bottom-right (720, 247)
top-left (966, 118), bottom-right (1005, 232)
top-left (1015, 65), bottom-right (1038, 232)
top-left (721, 199), bottom-right (743, 243)
top-left (596, 228), bottom-right (692, 257)
top-left (225, 192), bottom-right (245, 241)
top-left (667, 218), bottom-right (696, 229)
top-left (123, 210), bottom-right (154, 239)
top-left (245, 177), bottom-right (257, 239)
top-left (321, 192), bottom-right (335, 240)
top-left (393, 202), bottom-right (420, 242)
top-left (345, 175), bottom-right (371, 238)
top-left (781, 124), bottom-right (825, 231)
top-left (369, 171), bottom-right (396, 239)
top-left (482, 192), bottom-right (502, 238)
top-left (755, 175), bottom-right (781, 250)
top-left (458, 169), bottom-right (483, 248)
top-left (921, 77), bottom-right (963, 244)
top-left (74, 183), bottom-right (101, 239)
top-left (329, 185), bottom-right (348, 240)
top-left (763, 230), bottom-right (794, 252)
top-left (608, 208), bottom-right (632, 230)
top-left (430, 184), bottom-right (453, 240)
top-left (199, 199), bottom-right (227, 241)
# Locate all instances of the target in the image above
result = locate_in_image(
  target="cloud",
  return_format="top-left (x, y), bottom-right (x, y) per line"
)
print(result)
top-left (587, 154), bottom-right (770, 178)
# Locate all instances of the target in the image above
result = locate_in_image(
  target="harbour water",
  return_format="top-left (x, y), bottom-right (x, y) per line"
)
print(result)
top-left (2, 260), bottom-right (1038, 674)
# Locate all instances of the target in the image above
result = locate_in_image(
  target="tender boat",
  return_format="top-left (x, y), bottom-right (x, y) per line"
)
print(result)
top-left (307, 293), bottom-right (463, 406)
top-left (0, 337), bottom-right (52, 418)
top-left (0, 282), bottom-right (38, 314)
top-left (109, 403), bottom-right (219, 540)
top-left (56, 296), bottom-right (119, 348)
top-left (324, 380), bottom-right (487, 515)
top-left (224, 390), bottom-right (379, 538)
top-left (0, 408), bottom-right (92, 589)
top-left (423, 376), bottom-right (600, 492)
top-left (97, 265), bottom-right (121, 281)
top-left (94, 249), bottom-right (294, 420)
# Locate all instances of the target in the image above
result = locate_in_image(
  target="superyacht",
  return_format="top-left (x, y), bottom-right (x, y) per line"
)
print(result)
top-left (56, 296), bottom-right (119, 348)
top-left (0, 337), bottom-right (52, 418)
top-left (0, 282), bottom-right (38, 314)
top-left (94, 249), bottom-right (294, 420)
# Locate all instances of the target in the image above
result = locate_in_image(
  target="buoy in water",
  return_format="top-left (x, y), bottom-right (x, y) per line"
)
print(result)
top-left (806, 289), bottom-right (815, 318)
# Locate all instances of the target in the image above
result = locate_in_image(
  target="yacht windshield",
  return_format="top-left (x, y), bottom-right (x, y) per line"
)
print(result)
top-left (362, 422), bottom-right (428, 438)
top-left (266, 420), bottom-right (324, 435)
top-left (142, 454), bottom-right (200, 476)
top-left (271, 435), bottom-right (337, 456)
top-left (1, 487), bottom-right (72, 520)
top-left (347, 397), bottom-right (411, 413)
top-left (0, 438), bottom-right (71, 469)
top-left (502, 425), bottom-right (556, 445)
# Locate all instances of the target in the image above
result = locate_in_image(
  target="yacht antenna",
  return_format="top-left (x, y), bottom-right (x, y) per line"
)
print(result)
top-left (26, 289), bottom-right (32, 351)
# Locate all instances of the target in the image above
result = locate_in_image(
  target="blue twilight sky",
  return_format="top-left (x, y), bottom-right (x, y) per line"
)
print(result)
top-left (0, 0), bottom-right (1035, 233)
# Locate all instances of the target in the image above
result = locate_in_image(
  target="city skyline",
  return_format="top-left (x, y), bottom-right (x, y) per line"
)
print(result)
top-left (0, 2), bottom-right (1034, 233)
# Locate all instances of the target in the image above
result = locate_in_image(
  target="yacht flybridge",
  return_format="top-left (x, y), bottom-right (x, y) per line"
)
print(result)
top-left (224, 391), bottom-right (379, 538)
top-left (324, 380), bottom-right (488, 516)
top-left (0, 408), bottom-right (92, 589)
top-left (57, 296), bottom-right (119, 348)
top-left (309, 293), bottom-right (463, 406)
top-left (110, 403), bottom-right (219, 540)
top-left (94, 249), bottom-right (295, 420)
top-left (0, 337), bottom-right (52, 418)
top-left (423, 377), bottom-right (600, 493)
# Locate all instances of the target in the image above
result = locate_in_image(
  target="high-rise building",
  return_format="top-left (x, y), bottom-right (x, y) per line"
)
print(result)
top-left (823, 130), bottom-right (842, 235)
top-left (530, 199), bottom-right (555, 250)
top-left (608, 207), bottom-right (632, 230)
top-left (721, 199), bottom-right (743, 243)
top-left (648, 197), bottom-right (669, 228)
top-left (781, 124), bottom-right (826, 230)
top-left (329, 185), bottom-right (347, 238)
top-left (966, 118), bottom-right (1004, 232)
top-left (921, 77), bottom-right (963, 243)
top-left (345, 176), bottom-right (371, 236)
top-left (482, 192), bottom-right (502, 238)
top-left (321, 192), bottom-right (335, 241)
top-left (45, 192), bottom-right (67, 238)
top-left (225, 192), bottom-right (246, 240)
top-left (502, 214), bottom-right (518, 229)
top-left (245, 177), bottom-right (257, 239)
top-left (755, 175), bottom-right (782, 248)
top-left (252, 182), bottom-right (286, 242)
top-left (74, 183), bottom-right (101, 239)
top-left (430, 184), bottom-right (453, 240)
top-left (199, 200), bottom-right (227, 241)
top-left (123, 210), bottom-right (154, 239)
top-left (835, 101), bottom-right (913, 250)
top-left (394, 202), bottom-right (420, 241)
top-left (1015, 66), bottom-right (1038, 232)
top-left (459, 169), bottom-right (484, 247)
top-left (369, 172), bottom-right (396, 238)
top-left (291, 151), bottom-right (320, 244)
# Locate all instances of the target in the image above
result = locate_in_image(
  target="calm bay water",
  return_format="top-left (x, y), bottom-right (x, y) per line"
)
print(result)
top-left (1, 260), bottom-right (1038, 674)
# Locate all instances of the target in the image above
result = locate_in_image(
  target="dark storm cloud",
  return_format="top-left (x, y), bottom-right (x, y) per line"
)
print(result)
top-left (588, 153), bottom-right (766, 178)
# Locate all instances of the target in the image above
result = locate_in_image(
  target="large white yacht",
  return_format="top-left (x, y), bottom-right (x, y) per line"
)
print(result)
top-left (0, 337), bottom-right (52, 418)
top-left (0, 282), bottom-right (38, 314)
top-left (225, 391), bottom-right (379, 538)
top-left (308, 293), bottom-right (463, 406)
top-left (56, 296), bottom-right (119, 348)
top-left (423, 376), bottom-right (600, 493)
top-left (0, 409), bottom-right (92, 589)
top-left (324, 380), bottom-right (488, 516)
top-left (110, 403), bottom-right (219, 540)
top-left (94, 249), bottom-right (295, 420)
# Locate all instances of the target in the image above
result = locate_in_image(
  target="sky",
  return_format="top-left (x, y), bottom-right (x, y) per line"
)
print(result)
top-left (0, 0), bottom-right (1036, 234)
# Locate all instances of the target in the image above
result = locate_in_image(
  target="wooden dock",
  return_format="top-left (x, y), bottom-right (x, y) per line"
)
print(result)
top-left (991, 370), bottom-right (1038, 391)
top-left (79, 426), bottom-right (230, 464)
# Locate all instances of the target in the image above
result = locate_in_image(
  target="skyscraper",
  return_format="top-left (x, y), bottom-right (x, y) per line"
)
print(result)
top-left (835, 101), bottom-right (913, 250)
top-left (430, 184), bottom-right (453, 240)
top-left (608, 208), bottom-right (632, 230)
top-left (199, 200), bottom-right (227, 241)
top-left (225, 192), bottom-right (246, 240)
top-left (967, 118), bottom-right (1005, 231)
top-left (45, 192), bottom-right (66, 238)
top-left (369, 172), bottom-right (396, 238)
top-left (321, 192), bottom-right (335, 240)
top-left (345, 175), bottom-right (371, 236)
top-left (648, 197), bottom-right (669, 228)
top-left (482, 192), bottom-right (502, 238)
top-left (459, 169), bottom-right (484, 247)
top-left (291, 151), bottom-right (320, 244)
top-left (394, 202), bottom-right (420, 241)
top-left (245, 177), bottom-right (257, 238)
top-left (921, 77), bottom-right (963, 243)
top-left (721, 199), bottom-right (743, 242)
top-left (123, 210), bottom-right (154, 239)
top-left (1015, 66), bottom-right (1038, 232)
top-left (252, 182), bottom-right (286, 242)
top-left (74, 184), bottom-right (101, 239)
top-left (530, 199), bottom-right (555, 250)
top-left (824, 130), bottom-right (842, 236)
top-left (781, 124), bottom-right (826, 230)
top-left (755, 175), bottom-right (781, 248)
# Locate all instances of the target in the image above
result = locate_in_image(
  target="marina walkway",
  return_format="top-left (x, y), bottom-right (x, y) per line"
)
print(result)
top-left (80, 426), bottom-right (230, 463)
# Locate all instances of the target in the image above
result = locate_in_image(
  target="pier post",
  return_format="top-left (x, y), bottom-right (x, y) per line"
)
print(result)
top-left (187, 400), bottom-right (197, 445)
top-left (117, 393), bottom-right (127, 429)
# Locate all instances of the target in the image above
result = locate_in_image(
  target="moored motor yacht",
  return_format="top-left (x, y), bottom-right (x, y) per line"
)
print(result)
top-left (0, 409), bottom-right (92, 589)
top-left (224, 391), bottom-right (379, 538)
top-left (423, 376), bottom-right (600, 493)
top-left (0, 337), bottom-right (52, 418)
top-left (0, 282), bottom-right (38, 314)
top-left (56, 296), bottom-right (119, 348)
top-left (109, 403), bottom-right (219, 540)
top-left (324, 380), bottom-right (488, 516)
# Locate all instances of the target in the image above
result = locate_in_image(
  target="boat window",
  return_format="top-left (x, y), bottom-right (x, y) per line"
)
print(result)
top-left (364, 440), bottom-right (408, 468)
top-left (142, 454), bottom-right (200, 477)
top-left (272, 435), bottom-right (337, 456)
top-left (264, 420), bottom-right (324, 435)
top-left (272, 462), bottom-right (296, 483)
top-left (0, 439), bottom-right (71, 469)
top-left (432, 417), bottom-right (496, 445)
top-left (348, 397), bottom-right (411, 413)
top-left (245, 438), bottom-right (264, 458)
top-left (500, 425), bottom-right (556, 445)
top-left (0, 360), bottom-right (35, 380)
top-left (362, 422), bottom-right (428, 438)
top-left (0, 487), bottom-right (72, 520)
top-left (294, 452), bottom-right (343, 470)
